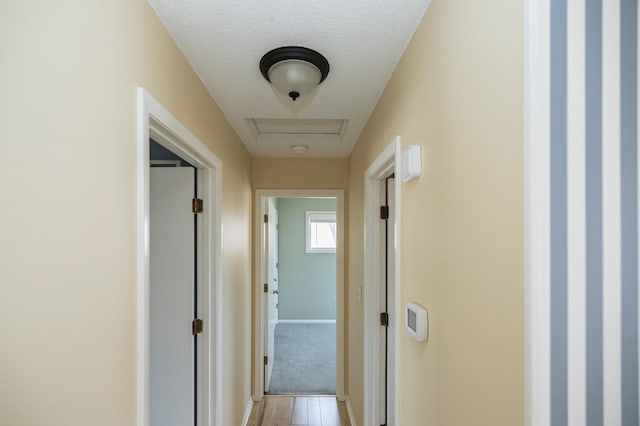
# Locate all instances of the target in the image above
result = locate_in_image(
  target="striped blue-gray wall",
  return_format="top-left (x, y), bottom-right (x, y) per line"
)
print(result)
top-left (545, 0), bottom-right (639, 424)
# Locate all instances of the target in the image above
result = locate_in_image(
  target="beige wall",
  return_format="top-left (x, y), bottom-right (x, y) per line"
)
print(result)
top-left (347, 0), bottom-right (524, 424)
top-left (252, 158), bottom-right (348, 190)
top-left (0, 1), bottom-right (252, 425)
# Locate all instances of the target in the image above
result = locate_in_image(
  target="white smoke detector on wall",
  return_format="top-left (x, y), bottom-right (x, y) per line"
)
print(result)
top-left (401, 145), bottom-right (422, 182)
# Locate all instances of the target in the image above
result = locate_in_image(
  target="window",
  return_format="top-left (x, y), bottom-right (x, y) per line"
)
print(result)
top-left (306, 211), bottom-right (337, 253)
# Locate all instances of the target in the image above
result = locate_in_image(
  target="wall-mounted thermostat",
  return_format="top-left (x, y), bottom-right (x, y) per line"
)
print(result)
top-left (401, 145), bottom-right (422, 182)
top-left (405, 302), bottom-right (428, 342)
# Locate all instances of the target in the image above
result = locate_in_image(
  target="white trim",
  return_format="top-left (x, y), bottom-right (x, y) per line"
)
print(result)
top-left (636, 1), bottom-right (640, 418)
top-left (345, 396), bottom-right (357, 426)
top-left (137, 88), bottom-right (223, 426)
top-left (240, 398), bottom-right (254, 426)
top-left (253, 189), bottom-right (346, 401)
top-left (524, 0), bottom-right (551, 424)
top-left (150, 159), bottom-right (181, 167)
top-left (363, 137), bottom-right (401, 426)
top-left (136, 87), bottom-right (150, 426)
top-left (603, 1), bottom-right (622, 423)
top-left (567, 0), bottom-right (586, 423)
top-left (277, 319), bottom-right (337, 324)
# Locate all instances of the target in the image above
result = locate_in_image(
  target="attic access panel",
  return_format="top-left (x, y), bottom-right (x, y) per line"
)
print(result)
top-left (247, 118), bottom-right (349, 146)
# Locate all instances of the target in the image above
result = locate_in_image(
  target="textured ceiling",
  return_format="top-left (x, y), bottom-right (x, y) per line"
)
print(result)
top-left (148, 0), bottom-right (431, 158)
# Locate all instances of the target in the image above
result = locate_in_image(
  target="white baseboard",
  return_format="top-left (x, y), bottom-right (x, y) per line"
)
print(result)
top-left (240, 398), bottom-right (253, 426)
top-left (277, 319), bottom-right (336, 324)
top-left (345, 395), bottom-right (357, 426)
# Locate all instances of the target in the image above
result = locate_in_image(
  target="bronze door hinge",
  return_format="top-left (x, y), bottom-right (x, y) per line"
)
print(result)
top-left (192, 318), bottom-right (203, 335)
top-left (380, 205), bottom-right (389, 220)
top-left (380, 312), bottom-right (389, 327)
top-left (192, 198), bottom-right (203, 214)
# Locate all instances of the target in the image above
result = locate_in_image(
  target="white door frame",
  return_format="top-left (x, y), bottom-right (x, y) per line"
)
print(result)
top-left (523, 0), bottom-right (551, 425)
top-left (364, 137), bottom-right (401, 426)
top-left (137, 88), bottom-right (223, 426)
top-left (253, 189), bottom-right (346, 401)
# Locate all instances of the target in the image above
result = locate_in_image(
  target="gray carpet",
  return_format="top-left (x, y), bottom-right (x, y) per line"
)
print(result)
top-left (267, 323), bottom-right (336, 395)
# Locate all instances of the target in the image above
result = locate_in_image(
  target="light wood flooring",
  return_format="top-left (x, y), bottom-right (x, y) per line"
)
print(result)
top-left (247, 396), bottom-right (351, 426)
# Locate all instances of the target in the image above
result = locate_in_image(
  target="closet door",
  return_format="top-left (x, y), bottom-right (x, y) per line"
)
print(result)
top-left (150, 167), bottom-right (195, 426)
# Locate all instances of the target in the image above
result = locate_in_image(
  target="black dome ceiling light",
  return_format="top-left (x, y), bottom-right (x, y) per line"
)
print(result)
top-left (259, 46), bottom-right (330, 101)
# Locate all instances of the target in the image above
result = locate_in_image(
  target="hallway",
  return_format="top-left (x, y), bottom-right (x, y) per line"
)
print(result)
top-left (2, 0), bottom-right (525, 423)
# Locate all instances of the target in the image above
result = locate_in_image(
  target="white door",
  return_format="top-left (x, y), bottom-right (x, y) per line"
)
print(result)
top-left (264, 198), bottom-right (279, 391)
top-left (272, 206), bottom-right (279, 322)
top-left (150, 167), bottom-right (195, 426)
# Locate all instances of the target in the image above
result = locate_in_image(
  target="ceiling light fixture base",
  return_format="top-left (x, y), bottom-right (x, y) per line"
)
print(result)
top-left (291, 144), bottom-right (310, 155)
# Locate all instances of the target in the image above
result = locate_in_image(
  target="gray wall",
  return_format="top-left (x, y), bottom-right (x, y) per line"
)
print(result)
top-left (277, 198), bottom-right (336, 320)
